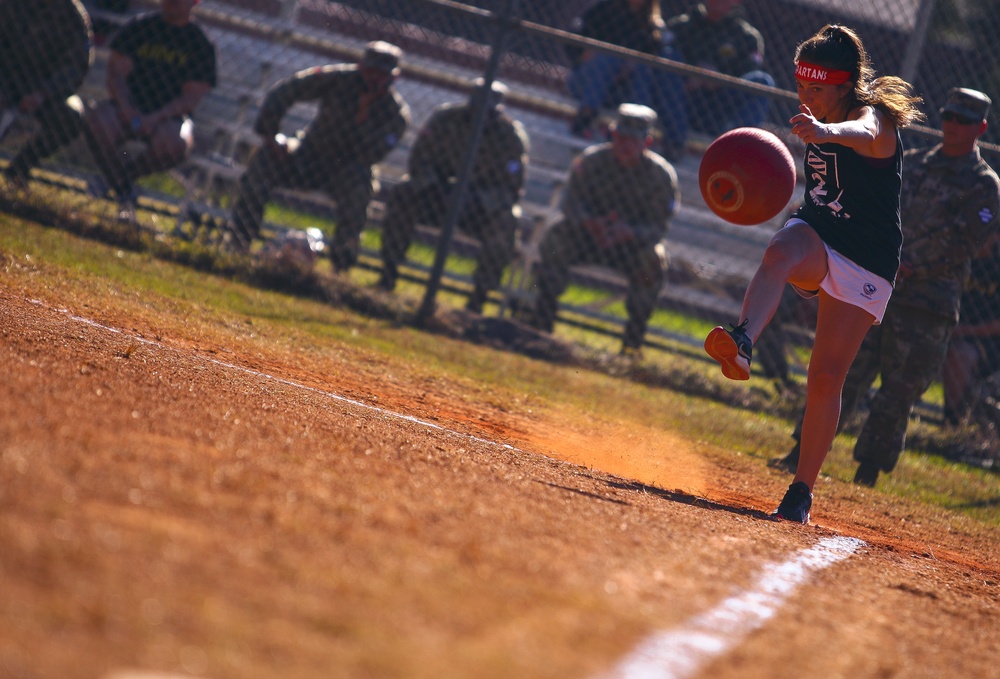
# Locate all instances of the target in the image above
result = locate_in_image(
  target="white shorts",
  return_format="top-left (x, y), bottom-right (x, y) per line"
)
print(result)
top-left (786, 218), bottom-right (893, 325)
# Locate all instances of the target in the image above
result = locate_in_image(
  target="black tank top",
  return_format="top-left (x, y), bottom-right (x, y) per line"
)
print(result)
top-left (795, 130), bottom-right (903, 283)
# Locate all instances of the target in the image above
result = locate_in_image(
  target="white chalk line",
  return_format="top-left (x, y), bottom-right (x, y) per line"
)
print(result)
top-left (23, 297), bottom-right (518, 453)
top-left (19, 297), bottom-right (866, 678)
top-left (598, 535), bottom-right (866, 679)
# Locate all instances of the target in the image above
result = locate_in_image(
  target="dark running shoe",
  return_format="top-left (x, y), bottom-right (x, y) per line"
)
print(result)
top-left (853, 462), bottom-right (880, 488)
top-left (705, 320), bottom-right (753, 380)
top-left (772, 481), bottom-right (812, 524)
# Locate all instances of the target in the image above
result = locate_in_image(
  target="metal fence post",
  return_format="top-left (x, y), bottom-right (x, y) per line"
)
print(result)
top-left (414, 0), bottom-right (519, 326)
top-left (900, 0), bottom-right (938, 84)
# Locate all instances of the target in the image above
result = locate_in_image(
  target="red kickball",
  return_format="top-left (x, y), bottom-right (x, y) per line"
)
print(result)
top-left (698, 127), bottom-right (797, 226)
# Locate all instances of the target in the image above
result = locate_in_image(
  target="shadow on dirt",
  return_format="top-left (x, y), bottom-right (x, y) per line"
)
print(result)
top-left (600, 476), bottom-right (776, 522)
top-left (4, 188), bottom-right (997, 473)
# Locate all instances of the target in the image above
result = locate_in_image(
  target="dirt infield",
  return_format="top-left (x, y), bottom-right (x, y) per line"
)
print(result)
top-left (1, 266), bottom-right (999, 678)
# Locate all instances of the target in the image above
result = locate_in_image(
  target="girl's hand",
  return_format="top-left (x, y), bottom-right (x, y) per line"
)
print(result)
top-left (790, 104), bottom-right (828, 144)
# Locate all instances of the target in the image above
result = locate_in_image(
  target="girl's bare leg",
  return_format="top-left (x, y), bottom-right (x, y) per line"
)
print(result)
top-left (741, 223), bottom-right (829, 341)
top-left (795, 291), bottom-right (876, 488)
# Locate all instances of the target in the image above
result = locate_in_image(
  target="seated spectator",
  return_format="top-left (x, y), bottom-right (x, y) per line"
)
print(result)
top-left (943, 232), bottom-right (1000, 425)
top-left (1, 0), bottom-right (93, 192)
top-left (523, 104), bottom-right (679, 355)
top-left (565, 0), bottom-right (686, 159)
top-left (664, 0), bottom-right (774, 139)
top-left (81, 0), bottom-right (217, 222)
top-left (82, 0), bottom-right (132, 46)
top-left (223, 41), bottom-right (410, 272)
top-left (377, 80), bottom-right (529, 313)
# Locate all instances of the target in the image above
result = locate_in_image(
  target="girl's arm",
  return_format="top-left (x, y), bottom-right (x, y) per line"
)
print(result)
top-left (791, 104), bottom-right (896, 158)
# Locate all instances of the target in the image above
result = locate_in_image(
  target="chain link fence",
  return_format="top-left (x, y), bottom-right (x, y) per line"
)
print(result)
top-left (2, 0), bottom-right (998, 452)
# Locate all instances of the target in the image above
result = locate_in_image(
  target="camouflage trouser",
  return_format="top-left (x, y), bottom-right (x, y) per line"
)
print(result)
top-left (379, 179), bottom-right (518, 304)
top-left (229, 138), bottom-right (374, 268)
top-left (530, 219), bottom-right (668, 350)
top-left (848, 306), bottom-right (953, 472)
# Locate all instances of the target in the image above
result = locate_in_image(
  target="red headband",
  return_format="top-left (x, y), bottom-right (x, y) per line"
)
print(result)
top-left (795, 61), bottom-right (851, 85)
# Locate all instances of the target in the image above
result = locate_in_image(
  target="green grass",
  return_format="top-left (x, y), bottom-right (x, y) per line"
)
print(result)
top-left (18, 166), bottom-right (723, 350)
top-left (2, 188), bottom-right (998, 526)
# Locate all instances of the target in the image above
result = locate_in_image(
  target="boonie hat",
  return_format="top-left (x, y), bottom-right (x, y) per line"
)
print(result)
top-left (940, 87), bottom-right (991, 121)
top-left (611, 103), bottom-right (656, 138)
top-left (361, 41), bottom-right (402, 77)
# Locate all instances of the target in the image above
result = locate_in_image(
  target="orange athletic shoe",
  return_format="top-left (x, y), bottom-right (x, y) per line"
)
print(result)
top-left (704, 321), bottom-right (753, 380)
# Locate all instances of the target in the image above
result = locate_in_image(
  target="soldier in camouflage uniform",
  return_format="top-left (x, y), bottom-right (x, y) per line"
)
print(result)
top-left (0, 0), bottom-right (93, 191)
top-left (377, 80), bottom-right (529, 313)
top-left (943, 231), bottom-right (1000, 424)
top-left (775, 88), bottom-right (1000, 486)
top-left (225, 42), bottom-right (410, 270)
top-left (525, 103), bottom-right (679, 353)
top-left (663, 0), bottom-right (774, 140)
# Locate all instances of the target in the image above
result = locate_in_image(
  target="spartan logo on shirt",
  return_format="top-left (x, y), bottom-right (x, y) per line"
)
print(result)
top-left (806, 146), bottom-right (851, 219)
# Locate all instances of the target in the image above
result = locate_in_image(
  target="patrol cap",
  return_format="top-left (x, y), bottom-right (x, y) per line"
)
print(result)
top-left (469, 78), bottom-right (509, 110)
top-left (940, 87), bottom-right (991, 122)
top-left (611, 103), bottom-right (656, 138)
top-left (361, 41), bottom-right (402, 77)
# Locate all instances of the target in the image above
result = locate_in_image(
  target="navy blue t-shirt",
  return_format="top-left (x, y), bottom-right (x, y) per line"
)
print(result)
top-left (110, 13), bottom-right (217, 114)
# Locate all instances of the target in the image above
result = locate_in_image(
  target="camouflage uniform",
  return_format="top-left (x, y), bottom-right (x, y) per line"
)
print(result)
top-left (378, 84), bottom-right (529, 312)
top-left (229, 46), bottom-right (409, 268)
top-left (944, 237), bottom-right (1000, 420)
top-left (958, 242), bottom-right (1000, 377)
top-left (786, 98), bottom-right (1000, 476)
top-left (0, 0), bottom-right (93, 184)
top-left (848, 139), bottom-right (1000, 473)
top-left (528, 105), bottom-right (678, 351)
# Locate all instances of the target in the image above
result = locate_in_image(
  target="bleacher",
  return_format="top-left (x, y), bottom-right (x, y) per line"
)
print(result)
top-left (10, 0), bottom-right (799, 353)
